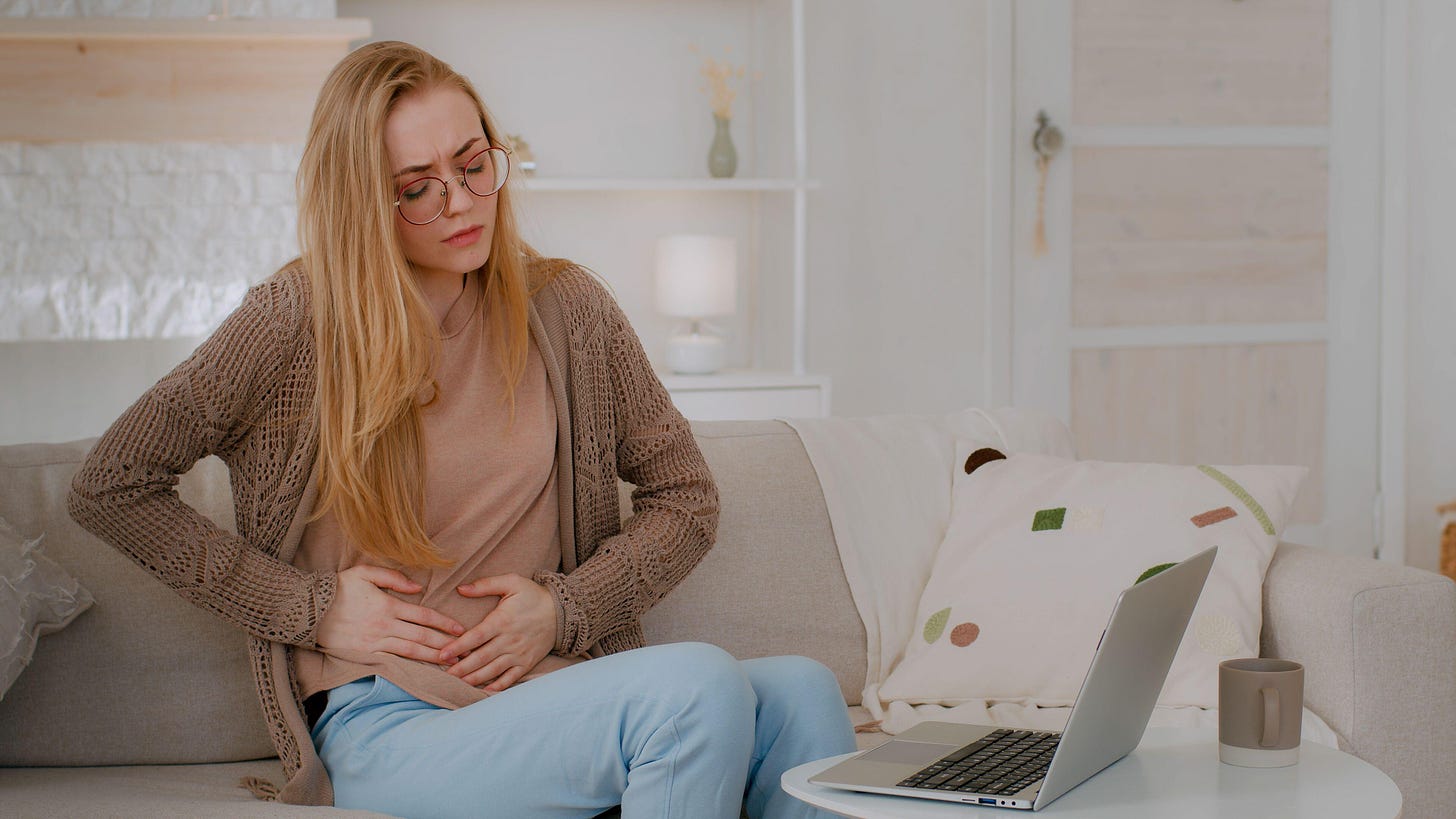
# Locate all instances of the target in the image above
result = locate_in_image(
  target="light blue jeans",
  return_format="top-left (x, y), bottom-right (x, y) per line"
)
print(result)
top-left (310, 642), bottom-right (857, 819)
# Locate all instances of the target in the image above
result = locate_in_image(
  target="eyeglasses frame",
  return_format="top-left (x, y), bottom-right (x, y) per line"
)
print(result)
top-left (392, 144), bottom-right (513, 226)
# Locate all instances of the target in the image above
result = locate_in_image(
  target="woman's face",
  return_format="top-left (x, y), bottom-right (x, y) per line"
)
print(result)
top-left (383, 84), bottom-right (499, 280)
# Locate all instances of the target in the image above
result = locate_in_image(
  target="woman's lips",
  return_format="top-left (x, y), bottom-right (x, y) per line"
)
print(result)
top-left (444, 226), bottom-right (483, 247)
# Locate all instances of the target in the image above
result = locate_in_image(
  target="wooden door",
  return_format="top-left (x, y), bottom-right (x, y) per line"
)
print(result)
top-left (1010, 0), bottom-right (1383, 556)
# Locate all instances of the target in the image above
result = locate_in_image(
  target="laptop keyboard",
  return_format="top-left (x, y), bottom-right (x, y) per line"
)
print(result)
top-left (896, 728), bottom-right (1059, 796)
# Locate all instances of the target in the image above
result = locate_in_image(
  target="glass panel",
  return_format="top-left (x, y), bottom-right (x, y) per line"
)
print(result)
top-left (1071, 342), bottom-right (1325, 524)
top-left (1072, 146), bottom-right (1327, 327)
top-left (1072, 0), bottom-right (1330, 126)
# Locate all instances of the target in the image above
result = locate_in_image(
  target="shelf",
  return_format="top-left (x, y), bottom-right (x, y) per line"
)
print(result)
top-left (660, 369), bottom-right (831, 419)
top-left (518, 177), bottom-right (820, 193)
top-left (0, 17), bottom-right (372, 42)
top-left (658, 370), bottom-right (831, 391)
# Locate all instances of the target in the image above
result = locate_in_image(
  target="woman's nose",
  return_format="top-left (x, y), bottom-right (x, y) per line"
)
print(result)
top-left (443, 175), bottom-right (473, 216)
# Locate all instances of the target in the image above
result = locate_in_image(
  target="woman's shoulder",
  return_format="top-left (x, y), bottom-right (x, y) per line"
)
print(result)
top-left (239, 257), bottom-right (312, 338)
top-left (527, 255), bottom-right (619, 315)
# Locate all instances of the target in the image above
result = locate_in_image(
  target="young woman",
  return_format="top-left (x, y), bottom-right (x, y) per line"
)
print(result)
top-left (68, 40), bottom-right (855, 819)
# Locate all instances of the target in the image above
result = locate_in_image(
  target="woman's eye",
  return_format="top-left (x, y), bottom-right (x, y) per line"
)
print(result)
top-left (402, 183), bottom-right (428, 201)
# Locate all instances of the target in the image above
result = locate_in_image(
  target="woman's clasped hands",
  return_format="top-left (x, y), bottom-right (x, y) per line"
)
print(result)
top-left (315, 566), bottom-right (558, 693)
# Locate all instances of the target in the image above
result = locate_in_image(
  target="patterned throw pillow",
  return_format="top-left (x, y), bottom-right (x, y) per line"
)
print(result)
top-left (1, 516), bottom-right (94, 699)
top-left (879, 453), bottom-right (1306, 709)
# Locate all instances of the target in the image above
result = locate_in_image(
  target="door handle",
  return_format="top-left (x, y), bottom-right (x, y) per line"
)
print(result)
top-left (1033, 110), bottom-right (1063, 161)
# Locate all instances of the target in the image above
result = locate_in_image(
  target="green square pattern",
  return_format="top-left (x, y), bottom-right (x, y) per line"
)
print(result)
top-left (1032, 507), bottom-right (1066, 531)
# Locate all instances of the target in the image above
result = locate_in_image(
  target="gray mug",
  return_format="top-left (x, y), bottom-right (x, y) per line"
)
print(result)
top-left (1218, 658), bottom-right (1303, 767)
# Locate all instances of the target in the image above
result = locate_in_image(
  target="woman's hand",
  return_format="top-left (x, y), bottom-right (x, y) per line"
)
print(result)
top-left (316, 565), bottom-right (467, 662)
top-left (438, 573), bottom-right (557, 693)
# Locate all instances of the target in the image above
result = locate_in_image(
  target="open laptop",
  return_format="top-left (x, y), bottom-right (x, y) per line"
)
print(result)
top-left (810, 545), bottom-right (1217, 811)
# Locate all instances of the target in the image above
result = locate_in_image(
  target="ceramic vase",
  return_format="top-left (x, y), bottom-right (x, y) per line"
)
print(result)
top-left (708, 114), bottom-right (737, 178)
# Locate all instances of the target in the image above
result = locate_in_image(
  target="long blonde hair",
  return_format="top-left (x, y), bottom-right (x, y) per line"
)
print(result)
top-left (294, 41), bottom-right (555, 568)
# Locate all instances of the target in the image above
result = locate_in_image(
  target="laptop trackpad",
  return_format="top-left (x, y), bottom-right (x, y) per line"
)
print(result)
top-left (859, 741), bottom-right (960, 767)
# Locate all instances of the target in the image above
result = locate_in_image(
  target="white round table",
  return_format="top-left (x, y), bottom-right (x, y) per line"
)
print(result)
top-left (781, 727), bottom-right (1402, 818)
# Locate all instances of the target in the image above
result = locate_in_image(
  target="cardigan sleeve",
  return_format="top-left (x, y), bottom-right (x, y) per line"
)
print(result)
top-left (533, 281), bottom-right (720, 655)
top-left (67, 271), bottom-right (337, 647)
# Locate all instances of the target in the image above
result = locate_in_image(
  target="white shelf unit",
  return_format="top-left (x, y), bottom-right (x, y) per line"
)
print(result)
top-left (516, 0), bottom-right (826, 418)
top-left (341, 0), bottom-right (827, 418)
top-left (659, 370), bottom-right (830, 421)
top-left (520, 177), bottom-right (819, 193)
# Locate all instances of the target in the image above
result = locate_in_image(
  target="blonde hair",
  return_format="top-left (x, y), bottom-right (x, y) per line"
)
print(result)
top-left (294, 40), bottom-right (560, 568)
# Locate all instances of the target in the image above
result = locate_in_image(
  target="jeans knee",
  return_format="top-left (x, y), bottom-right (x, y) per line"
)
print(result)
top-left (650, 642), bottom-right (755, 719)
top-left (785, 655), bottom-right (841, 694)
top-left (761, 655), bottom-right (844, 701)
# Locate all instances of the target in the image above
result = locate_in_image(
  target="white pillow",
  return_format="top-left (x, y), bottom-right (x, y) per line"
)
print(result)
top-left (879, 453), bottom-right (1306, 709)
top-left (0, 516), bottom-right (95, 700)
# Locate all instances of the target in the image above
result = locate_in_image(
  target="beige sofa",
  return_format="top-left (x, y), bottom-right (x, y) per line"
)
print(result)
top-left (2, 420), bottom-right (1454, 818)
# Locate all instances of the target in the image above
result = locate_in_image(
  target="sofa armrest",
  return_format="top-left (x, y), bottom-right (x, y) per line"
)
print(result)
top-left (1262, 541), bottom-right (1456, 819)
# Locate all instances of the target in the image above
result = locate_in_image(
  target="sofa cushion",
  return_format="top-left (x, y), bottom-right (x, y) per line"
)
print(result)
top-left (641, 421), bottom-right (867, 705)
top-left (0, 439), bottom-right (274, 766)
top-left (1, 515), bottom-right (95, 698)
top-left (0, 759), bottom-right (385, 818)
top-left (880, 453), bottom-right (1305, 709)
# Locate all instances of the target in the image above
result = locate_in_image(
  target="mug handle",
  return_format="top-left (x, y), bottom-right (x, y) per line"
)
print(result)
top-left (1260, 687), bottom-right (1280, 747)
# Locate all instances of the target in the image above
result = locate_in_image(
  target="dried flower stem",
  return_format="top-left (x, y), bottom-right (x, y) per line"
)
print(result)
top-left (693, 45), bottom-right (747, 120)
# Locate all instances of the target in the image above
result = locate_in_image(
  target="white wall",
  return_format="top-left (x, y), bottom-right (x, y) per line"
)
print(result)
top-left (805, 0), bottom-right (987, 416)
top-left (1404, 0), bottom-right (1456, 573)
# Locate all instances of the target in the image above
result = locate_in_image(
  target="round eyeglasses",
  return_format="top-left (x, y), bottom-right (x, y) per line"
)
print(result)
top-left (393, 146), bottom-right (511, 226)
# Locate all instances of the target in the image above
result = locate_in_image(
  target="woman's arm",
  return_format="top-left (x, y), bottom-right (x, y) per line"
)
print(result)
top-left (67, 272), bottom-right (337, 647)
top-left (532, 282), bottom-right (721, 656)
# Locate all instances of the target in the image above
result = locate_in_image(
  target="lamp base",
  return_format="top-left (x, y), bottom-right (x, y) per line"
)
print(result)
top-left (666, 332), bottom-right (726, 374)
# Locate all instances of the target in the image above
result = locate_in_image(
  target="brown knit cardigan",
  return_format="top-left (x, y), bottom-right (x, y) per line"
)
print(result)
top-left (66, 258), bottom-right (720, 805)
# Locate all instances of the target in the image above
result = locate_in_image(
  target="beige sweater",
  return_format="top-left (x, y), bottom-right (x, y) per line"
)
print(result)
top-left (66, 257), bottom-right (720, 806)
top-left (293, 265), bottom-right (583, 708)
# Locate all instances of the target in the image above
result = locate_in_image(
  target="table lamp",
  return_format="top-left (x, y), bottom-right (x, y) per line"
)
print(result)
top-left (655, 234), bottom-right (737, 374)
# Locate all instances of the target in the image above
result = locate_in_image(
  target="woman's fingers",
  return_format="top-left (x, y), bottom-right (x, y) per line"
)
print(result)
top-left (376, 635), bottom-right (453, 664)
top-left (445, 635), bottom-right (506, 679)
top-left (459, 652), bottom-right (518, 688)
top-left (456, 574), bottom-right (517, 598)
top-left (439, 620), bottom-right (501, 663)
top-left (321, 566), bottom-right (473, 662)
top-left (392, 600), bottom-right (466, 637)
top-left (482, 665), bottom-right (526, 694)
top-left (354, 564), bottom-right (422, 594)
top-left (394, 621), bottom-right (456, 652)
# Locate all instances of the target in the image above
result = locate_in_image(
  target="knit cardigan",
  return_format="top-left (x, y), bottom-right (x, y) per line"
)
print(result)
top-left (66, 257), bottom-right (720, 805)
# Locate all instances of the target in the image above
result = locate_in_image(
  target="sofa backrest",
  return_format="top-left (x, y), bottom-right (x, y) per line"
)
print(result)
top-left (0, 439), bottom-right (273, 766)
top-left (644, 421), bottom-right (866, 704)
top-left (0, 419), bottom-right (865, 766)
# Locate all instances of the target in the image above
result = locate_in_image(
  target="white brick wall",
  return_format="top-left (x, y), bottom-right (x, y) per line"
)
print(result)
top-left (0, 0), bottom-right (336, 339)
top-left (0, 142), bottom-right (304, 339)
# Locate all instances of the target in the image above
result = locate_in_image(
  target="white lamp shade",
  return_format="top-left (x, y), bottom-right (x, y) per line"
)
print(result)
top-left (655, 234), bottom-right (738, 317)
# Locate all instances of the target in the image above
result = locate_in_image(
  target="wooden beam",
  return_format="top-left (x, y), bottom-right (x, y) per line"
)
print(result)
top-left (0, 18), bottom-right (370, 142)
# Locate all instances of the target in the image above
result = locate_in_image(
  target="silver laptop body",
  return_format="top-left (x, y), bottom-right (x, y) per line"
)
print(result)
top-left (809, 545), bottom-right (1217, 811)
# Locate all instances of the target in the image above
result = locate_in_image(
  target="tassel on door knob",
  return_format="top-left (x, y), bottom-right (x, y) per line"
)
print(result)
top-left (1032, 111), bottom-right (1063, 256)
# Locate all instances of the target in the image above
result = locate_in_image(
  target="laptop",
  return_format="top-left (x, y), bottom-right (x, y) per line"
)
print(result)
top-left (810, 545), bottom-right (1217, 811)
